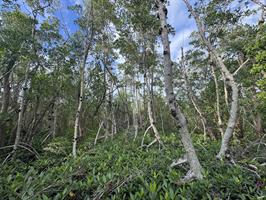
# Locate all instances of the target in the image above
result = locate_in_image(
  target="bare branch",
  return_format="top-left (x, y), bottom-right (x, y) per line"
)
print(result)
top-left (233, 59), bottom-right (250, 76)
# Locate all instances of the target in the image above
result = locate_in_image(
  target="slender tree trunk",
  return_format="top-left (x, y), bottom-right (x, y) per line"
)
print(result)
top-left (94, 121), bottom-right (104, 145)
top-left (124, 84), bottom-right (130, 133)
top-left (10, 12), bottom-right (38, 160)
top-left (11, 67), bottom-right (30, 160)
top-left (73, 58), bottom-right (86, 158)
top-left (133, 77), bottom-right (139, 141)
top-left (52, 101), bottom-right (57, 138)
top-left (157, 0), bottom-right (203, 180)
top-left (146, 73), bottom-right (162, 147)
top-left (0, 59), bottom-right (15, 147)
top-left (183, 0), bottom-right (239, 159)
top-left (1, 71), bottom-right (11, 114)
top-left (181, 48), bottom-right (215, 140)
top-left (159, 104), bottom-right (165, 135)
top-left (254, 113), bottom-right (263, 135)
top-left (222, 72), bottom-right (229, 107)
top-left (72, 2), bottom-right (94, 157)
top-left (211, 64), bottom-right (224, 137)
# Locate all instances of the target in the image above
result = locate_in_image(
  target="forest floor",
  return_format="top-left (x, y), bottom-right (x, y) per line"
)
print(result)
top-left (0, 132), bottom-right (265, 199)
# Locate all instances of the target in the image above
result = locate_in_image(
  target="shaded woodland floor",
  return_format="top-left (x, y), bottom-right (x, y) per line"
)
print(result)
top-left (0, 132), bottom-right (265, 199)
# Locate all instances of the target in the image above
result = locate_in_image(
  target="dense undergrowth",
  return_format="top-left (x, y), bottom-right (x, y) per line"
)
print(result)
top-left (0, 133), bottom-right (265, 200)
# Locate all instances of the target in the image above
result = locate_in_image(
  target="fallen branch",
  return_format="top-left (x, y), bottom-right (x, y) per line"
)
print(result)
top-left (1, 143), bottom-right (39, 164)
top-left (170, 155), bottom-right (188, 168)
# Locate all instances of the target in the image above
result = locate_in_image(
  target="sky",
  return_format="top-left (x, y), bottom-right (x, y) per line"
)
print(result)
top-left (53, 0), bottom-right (194, 62)
top-left (1, 0), bottom-right (261, 62)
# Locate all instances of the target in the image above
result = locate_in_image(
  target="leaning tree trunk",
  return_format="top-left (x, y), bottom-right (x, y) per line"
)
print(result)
top-left (157, 0), bottom-right (203, 180)
top-left (183, 0), bottom-right (239, 159)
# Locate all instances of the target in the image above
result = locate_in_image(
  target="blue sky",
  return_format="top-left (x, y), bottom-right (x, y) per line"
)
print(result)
top-left (52, 0), bottom-right (262, 63)
top-left (1, 0), bottom-right (260, 62)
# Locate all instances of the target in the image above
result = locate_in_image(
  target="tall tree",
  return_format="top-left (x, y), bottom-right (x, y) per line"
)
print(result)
top-left (157, 0), bottom-right (203, 180)
top-left (183, 0), bottom-right (247, 159)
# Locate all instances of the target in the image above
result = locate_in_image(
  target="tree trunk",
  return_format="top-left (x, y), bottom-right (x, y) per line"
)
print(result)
top-left (11, 67), bottom-right (30, 160)
top-left (211, 64), bottom-right (224, 137)
top-left (254, 113), bottom-right (263, 136)
top-left (73, 57), bottom-right (86, 158)
top-left (133, 76), bottom-right (139, 141)
top-left (142, 68), bottom-right (162, 147)
top-left (1, 70), bottom-right (11, 114)
top-left (72, 1), bottom-right (94, 157)
top-left (52, 101), bottom-right (58, 138)
top-left (157, 0), bottom-right (203, 180)
top-left (183, 0), bottom-right (239, 159)
top-left (11, 12), bottom-right (38, 159)
top-left (0, 59), bottom-right (15, 147)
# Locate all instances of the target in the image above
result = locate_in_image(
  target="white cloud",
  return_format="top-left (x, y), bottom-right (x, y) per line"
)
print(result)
top-left (169, 27), bottom-right (195, 60)
top-left (166, 0), bottom-right (196, 61)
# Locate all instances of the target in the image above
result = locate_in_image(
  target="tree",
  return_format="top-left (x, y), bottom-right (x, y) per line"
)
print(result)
top-left (157, 0), bottom-right (203, 180)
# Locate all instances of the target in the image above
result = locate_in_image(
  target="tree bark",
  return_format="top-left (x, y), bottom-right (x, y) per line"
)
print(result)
top-left (52, 101), bottom-right (58, 138)
top-left (211, 64), bottom-right (224, 137)
top-left (142, 68), bottom-right (163, 147)
top-left (1, 68), bottom-right (11, 113)
top-left (0, 59), bottom-right (16, 147)
top-left (11, 66), bottom-right (30, 160)
top-left (183, 0), bottom-right (239, 159)
top-left (72, 2), bottom-right (93, 158)
top-left (157, 0), bottom-right (203, 180)
top-left (132, 76), bottom-right (139, 141)
top-left (73, 51), bottom-right (87, 158)
top-left (11, 12), bottom-right (38, 160)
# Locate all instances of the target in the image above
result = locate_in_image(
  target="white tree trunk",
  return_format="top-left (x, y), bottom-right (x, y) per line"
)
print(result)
top-left (142, 67), bottom-right (162, 148)
top-left (183, 0), bottom-right (239, 159)
top-left (211, 64), bottom-right (224, 137)
top-left (72, 62), bottom-right (85, 158)
top-left (158, 1), bottom-right (203, 180)
top-left (94, 121), bottom-right (104, 145)
top-left (11, 13), bottom-right (37, 160)
top-left (11, 72), bottom-right (30, 160)
top-left (133, 77), bottom-right (139, 141)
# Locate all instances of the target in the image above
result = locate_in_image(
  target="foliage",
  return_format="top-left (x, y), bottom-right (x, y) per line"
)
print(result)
top-left (0, 134), bottom-right (265, 199)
